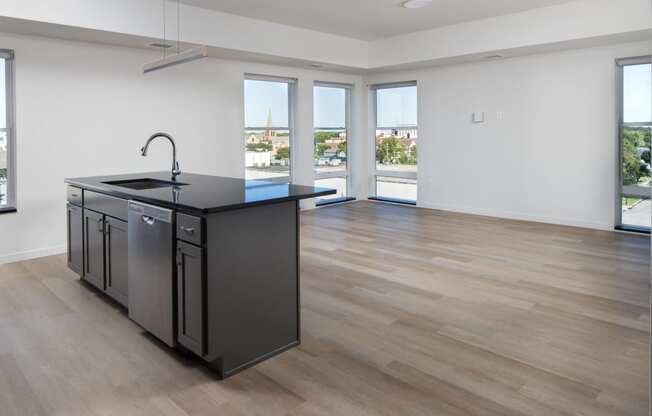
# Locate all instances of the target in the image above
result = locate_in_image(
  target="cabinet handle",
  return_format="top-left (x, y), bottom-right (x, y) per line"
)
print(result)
top-left (180, 226), bottom-right (195, 234)
top-left (97, 218), bottom-right (104, 232)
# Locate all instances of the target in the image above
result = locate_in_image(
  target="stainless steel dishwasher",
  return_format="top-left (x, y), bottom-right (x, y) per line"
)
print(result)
top-left (128, 201), bottom-right (176, 347)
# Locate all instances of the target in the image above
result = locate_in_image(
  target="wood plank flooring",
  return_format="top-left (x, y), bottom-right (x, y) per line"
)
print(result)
top-left (0, 201), bottom-right (649, 415)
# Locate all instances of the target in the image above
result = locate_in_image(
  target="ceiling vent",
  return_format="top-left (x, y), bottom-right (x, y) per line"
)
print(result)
top-left (402, 0), bottom-right (432, 9)
top-left (147, 42), bottom-right (174, 49)
top-left (483, 54), bottom-right (505, 60)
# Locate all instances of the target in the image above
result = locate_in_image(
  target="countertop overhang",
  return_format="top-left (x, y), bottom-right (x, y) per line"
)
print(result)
top-left (65, 171), bottom-right (336, 214)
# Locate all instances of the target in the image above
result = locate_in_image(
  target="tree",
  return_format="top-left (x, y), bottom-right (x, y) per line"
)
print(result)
top-left (314, 131), bottom-right (339, 143)
top-left (623, 135), bottom-right (642, 185)
top-left (276, 147), bottom-right (290, 160)
top-left (246, 143), bottom-right (272, 152)
top-left (622, 127), bottom-right (652, 185)
top-left (315, 143), bottom-right (331, 158)
top-left (337, 142), bottom-right (347, 155)
top-left (376, 136), bottom-right (406, 165)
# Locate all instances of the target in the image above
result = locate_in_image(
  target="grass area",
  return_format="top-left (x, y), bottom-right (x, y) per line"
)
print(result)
top-left (623, 197), bottom-right (644, 209)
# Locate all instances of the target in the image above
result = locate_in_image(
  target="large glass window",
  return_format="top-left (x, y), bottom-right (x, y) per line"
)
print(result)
top-left (371, 83), bottom-right (418, 203)
top-left (244, 76), bottom-right (295, 182)
top-left (314, 83), bottom-right (351, 204)
top-left (617, 58), bottom-right (651, 231)
top-left (0, 50), bottom-right (15, 211)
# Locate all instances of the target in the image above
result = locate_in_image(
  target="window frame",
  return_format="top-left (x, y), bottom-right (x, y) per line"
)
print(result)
top-left (369, 81), bottom-right (418, 205)
top-left (615, 56), bottom-right (652, 232)
top-left (0, 49), bottom-right (16, 213)
top-left (243, 73), bottom-right (297, 183)
top-left (313, 81), bottom-right (354, 205)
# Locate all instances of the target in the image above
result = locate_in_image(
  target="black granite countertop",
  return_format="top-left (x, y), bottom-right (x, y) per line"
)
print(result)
top-left (65, 171), bottom-right (336, 214)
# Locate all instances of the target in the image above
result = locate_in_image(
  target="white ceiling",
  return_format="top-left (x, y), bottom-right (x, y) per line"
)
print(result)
top-left (180, 0), bottom-right (586, 40)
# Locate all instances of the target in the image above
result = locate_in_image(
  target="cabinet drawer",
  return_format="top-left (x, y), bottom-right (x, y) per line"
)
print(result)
top-left (177, 213), bottom-right (203, 246)
top-left (85, 191), bottom-right (128, 221)
top-left (67, 186), bottom-right (83, 207)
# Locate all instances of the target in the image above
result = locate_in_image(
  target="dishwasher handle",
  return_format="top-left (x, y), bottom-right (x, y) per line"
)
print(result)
top-left (141, 215), bottom-right (156, 225)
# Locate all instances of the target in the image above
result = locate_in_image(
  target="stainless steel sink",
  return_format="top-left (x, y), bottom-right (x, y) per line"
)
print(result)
top-left (103, 178), bottom-right (189, 190)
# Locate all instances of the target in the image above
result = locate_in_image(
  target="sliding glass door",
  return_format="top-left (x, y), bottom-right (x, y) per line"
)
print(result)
top-left (617, 57), bottom-right (652, 231)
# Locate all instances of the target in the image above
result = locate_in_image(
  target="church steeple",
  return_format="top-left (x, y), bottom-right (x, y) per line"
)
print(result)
top-left (265, 108), bottom-right (274, 140)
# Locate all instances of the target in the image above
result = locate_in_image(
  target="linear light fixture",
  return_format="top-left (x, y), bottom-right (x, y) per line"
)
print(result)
top-left (143, 45), bottom-right (208, 74)
top-left (143, 0), bottom-right (208, 74)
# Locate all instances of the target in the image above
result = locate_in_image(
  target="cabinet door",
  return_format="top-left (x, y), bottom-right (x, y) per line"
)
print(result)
top-left (67, 203), bottom-right (84, 275)
top-left (177, 241), bottom-right (204, 356)
top-left (105, 217), bottom-right (128, 307)
top-left (83, 209), bottom-right (105, 290)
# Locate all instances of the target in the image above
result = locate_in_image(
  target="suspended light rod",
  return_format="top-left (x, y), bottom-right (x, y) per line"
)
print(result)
top-left (143, 45), bottom-right (208, 74)
top-left (143, 0), bottom-right (208, 74)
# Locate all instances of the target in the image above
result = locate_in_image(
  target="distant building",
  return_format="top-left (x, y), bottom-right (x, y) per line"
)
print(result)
top-left (246, 134), bottom-right (261, 144)
top-left (245, 151), bottom-right (271, 168)
top-left (325, 137), bottom-right (345, 145)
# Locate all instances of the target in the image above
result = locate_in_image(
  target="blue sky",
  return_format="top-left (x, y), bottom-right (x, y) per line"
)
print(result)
top-left (0, 62), bottom-right (5, 129)
top-left (376, 86), bottom-right (418, 127)
top-left (244, 79), bottom-right (419, 129)
top-left (624, 64), bottom-right (651, 122)
top-left (314, 86), bottom-right (345, 128)
top-left (244, 79), bottom-right (289, 128)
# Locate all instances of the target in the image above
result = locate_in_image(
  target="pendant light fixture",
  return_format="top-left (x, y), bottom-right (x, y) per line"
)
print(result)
top-left (143, 0), bottom-right (208, 74)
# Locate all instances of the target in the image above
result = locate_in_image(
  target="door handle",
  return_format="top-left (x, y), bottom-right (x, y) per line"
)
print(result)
top-left (142, 215), bottom-right (155, 225)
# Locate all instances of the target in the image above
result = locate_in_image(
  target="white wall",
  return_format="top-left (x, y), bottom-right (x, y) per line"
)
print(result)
top-left (365, 40), bottom-right (652, 230)
top-left (0, 32), bottom-right (363, 263)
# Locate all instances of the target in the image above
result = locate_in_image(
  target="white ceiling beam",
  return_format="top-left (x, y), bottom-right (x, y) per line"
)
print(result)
top-left (0, 0), bottom-right (649, 73)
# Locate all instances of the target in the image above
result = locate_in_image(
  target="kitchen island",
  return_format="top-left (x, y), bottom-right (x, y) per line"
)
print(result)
top-left (65, 171), bottom-right (334, 378)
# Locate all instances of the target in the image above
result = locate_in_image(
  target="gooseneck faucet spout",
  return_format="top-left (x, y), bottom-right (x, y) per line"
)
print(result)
top-left (141, 132), bottom-right (181, 181)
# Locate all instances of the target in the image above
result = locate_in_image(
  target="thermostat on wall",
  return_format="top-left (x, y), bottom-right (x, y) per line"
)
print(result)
top-left (472, 111), bottom-right (485, 123)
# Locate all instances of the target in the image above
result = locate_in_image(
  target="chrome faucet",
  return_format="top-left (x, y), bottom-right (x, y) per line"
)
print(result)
top-left (141, 132), bottom-right (181, 181)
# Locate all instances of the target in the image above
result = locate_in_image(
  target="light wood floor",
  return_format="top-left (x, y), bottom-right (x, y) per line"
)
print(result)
top-left (0, 201), bottom-right (649, 416)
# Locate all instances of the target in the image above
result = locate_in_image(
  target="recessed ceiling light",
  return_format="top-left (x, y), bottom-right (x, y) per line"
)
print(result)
top-left (402, 0), bottom-right (432, 9)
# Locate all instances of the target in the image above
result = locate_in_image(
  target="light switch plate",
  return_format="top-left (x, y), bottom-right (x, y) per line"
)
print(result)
top-left (472, 111), bottom-right (485, 123)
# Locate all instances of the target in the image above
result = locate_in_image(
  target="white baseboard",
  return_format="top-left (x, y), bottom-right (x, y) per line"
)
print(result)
top-left (0, 245), bottom-right (67, 265)
top-left (417, 201), bottom-right (613, 231)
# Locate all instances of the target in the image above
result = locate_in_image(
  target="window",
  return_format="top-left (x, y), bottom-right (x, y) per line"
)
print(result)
top-left (0, 50), bottom-right (15, 211)
top-left (370, 82), bottom-right (418, 203)
top-left (617, 57), bottom-right (651, 231)
top-left (314, 82), bottom-right (352, 205)
top-left (244, 75), bottom-right (295, 182)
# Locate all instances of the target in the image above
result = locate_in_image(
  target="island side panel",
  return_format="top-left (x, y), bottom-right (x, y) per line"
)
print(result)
top-left (205, 200), bottom-right (299, 376)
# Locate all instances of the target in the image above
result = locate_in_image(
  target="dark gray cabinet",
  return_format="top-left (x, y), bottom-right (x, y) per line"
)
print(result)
top-left (80, 207), bottom-right (129, 307)
top-left (84, 209), bottom-right (105, 291)
top-left (105, 217), bottom-right (128, 306)
top-left (176, 240), bottom-right (205, 356)
top-left (67, 203), bottom-right (84, 275)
